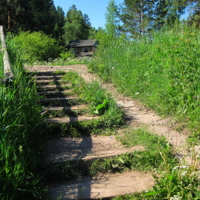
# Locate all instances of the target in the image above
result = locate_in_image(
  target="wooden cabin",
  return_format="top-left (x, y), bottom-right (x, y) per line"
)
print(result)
top-left (66, 39), bottom-right (97, 57)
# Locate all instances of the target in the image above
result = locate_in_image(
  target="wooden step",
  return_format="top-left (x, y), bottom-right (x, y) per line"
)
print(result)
top-left (43, 105), bottom-right (87, 111)
top-left (27, 71), bottom-right (58, 76)
top-left (40, 96), bottom-right (78, 102)
top-left (39, 96), bottom-right (78, 106)
top-left (46, 136), bottom-right (144, 163)
top-left (37, 84), bottom-right (71, 91)
top-left (33, 75), bottom-right (62, 80)
top-left (45, 116), bottom-right (99, 124)
top-left (48, 171), bottom-right (154, 200)
top-left (38, 90), bottom-right (73, 98)
top-left (35, 79), bottom-right (61, 85)
top-left (38, 90), bottom-right (72, 95)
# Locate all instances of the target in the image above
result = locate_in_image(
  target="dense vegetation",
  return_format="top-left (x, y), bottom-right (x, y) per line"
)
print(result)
top-left (11, 31), bottom-right (62, 63)
top-left (1, 0), bottom-right (199, 44)
top-left (88, 0), bottom-right (200, 143)
top-left (0, 45), bottom-right (3, 78)
top-left (89, 24), bottom-right (200, 142)
top-left (0, 40), bottom-right (46, 199)
top-left (1, 0), bottom-right (200, 199)
top-left (0, 0), bottom-right (97, 43)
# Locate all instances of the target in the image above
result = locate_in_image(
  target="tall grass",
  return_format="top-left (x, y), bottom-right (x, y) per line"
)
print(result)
top-left (0, 42), bottom-right (4, 79)
top-left (0, 39), bottom-right (45, 199)
top-left (32, 56), bottom-right (92, 66)
top-left (89, 25), bottom-right (200, 141)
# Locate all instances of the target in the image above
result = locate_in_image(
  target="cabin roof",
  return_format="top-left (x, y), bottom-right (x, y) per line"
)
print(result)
top-left (66, 39), bottom-right (97, 48)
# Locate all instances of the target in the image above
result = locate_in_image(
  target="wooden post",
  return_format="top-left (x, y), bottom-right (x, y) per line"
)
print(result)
top-left (0, 25), bottom-right (13, 81)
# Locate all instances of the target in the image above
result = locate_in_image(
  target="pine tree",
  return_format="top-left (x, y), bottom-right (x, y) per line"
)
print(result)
top-left (105, 0), bottom-right (120, 37)
top-left (119, 0), bottom-right (155, 38)
top-left (154, 0), bottom-right (187, 29)
top-left (53, 6), bottom-right (65, 40)
top-left (0, 0), bottom-right (29, 30)
top-left (0, 0), bottom-right (57, 34)
top-left (63, 5), bottom-right (91, 44)
top-left (187, 0), bottom-right (200, 27)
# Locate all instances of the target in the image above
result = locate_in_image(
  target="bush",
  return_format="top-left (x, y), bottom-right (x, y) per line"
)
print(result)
top-left (59, 49), bottom-right (75, 60)
top-left (11, 31), bottom-right (62, 63)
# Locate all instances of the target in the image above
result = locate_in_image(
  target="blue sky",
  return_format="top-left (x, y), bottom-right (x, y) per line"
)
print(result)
top-left (53, 0), bottom-right (124, 29)
top-left (53, 0), bottom-right (189, 29)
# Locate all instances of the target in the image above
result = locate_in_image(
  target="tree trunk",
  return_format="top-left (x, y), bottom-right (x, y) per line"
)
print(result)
top-left (8, 10), bottom-right (11, 30)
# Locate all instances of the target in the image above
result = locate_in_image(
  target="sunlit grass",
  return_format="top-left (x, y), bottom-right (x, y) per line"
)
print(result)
top-left (0, 48), bottom-right (4, 79)
top-left (89, 25), bottom-right (200, 142)
top-left (0, 39), bottom-right (46, 199)
top-left (32, 56), bottom-right (92, 66)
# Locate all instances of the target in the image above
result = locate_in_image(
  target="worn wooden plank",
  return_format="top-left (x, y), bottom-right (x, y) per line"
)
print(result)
top-left (0, 26), bottom-right (13, 82)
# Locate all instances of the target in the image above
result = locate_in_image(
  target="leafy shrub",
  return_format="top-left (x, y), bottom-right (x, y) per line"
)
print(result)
top-left (11, 31), bottom-right (62, 63)
top-left (59, 49), bottom-right (75, 60)
top-left (0, 38), bottom-right (46, 199)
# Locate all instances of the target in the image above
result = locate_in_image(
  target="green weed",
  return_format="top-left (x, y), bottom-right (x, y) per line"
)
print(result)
top-left (0, 38), bottom-right (46, 199)
top-left (54, 70), bottom-right (67, 75)
top-left (90, 127), bottom-right (176, 174)
top-left (61, 71), bottom-right (124, 127)
top-left (0, 50), bottom-right (4, 79)
top-left (33, 56), bottom-right (92, 66)
top-left (89, 24), bottom-right (200, 142)
top-left (111, 127), bottom-right (200, 200)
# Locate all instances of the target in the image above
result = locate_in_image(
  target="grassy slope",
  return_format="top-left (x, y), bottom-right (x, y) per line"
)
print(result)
top-left (89, 25), bottom-right (200, 142)
top-left (0, 40), bottom-right (46, 199)
top-left (0, 42), bottom-right (4, 79)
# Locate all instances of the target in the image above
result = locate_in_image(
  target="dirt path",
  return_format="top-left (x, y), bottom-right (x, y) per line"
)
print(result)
top-left (26, 64), bottom-right (200, 164)
top-left (25, 64), bottom-right (200, 199)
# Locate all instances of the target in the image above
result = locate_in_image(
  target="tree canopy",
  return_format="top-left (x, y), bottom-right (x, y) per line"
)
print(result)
top-left (0, 0), bottom-right (200, 43)
top-left (0, 0), bottom-right (58, 35)
top-left (63, 5), bottom-right (92, 44)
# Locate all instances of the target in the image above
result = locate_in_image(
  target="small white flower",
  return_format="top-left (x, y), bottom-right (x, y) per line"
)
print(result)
top-left (191, 172), bottom-right (197, 176)
top-left (181, 171), bottom-right (187, 176)
top-left (180, 165), bottom-right (187, 169)
top-left (173, 165), bottom-right (188, 170)
top-left (173, 166), bottom-right (179, 170)
top-left (170, 195), bottom-right (182, 200)
top-left (135, 92), bottom-right (139, 95)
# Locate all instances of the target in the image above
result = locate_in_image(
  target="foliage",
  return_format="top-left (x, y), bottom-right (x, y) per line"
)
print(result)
top-left (110, 129), bottom-right (200, 200)
top-left (33, 56), bottom-right (92, 66)
top-left (145, 166), bottom-right (200, 199)
top-left (89, 24), bottom-right (200, 141)
top-left (90, 126), bottom-right (176, 174)
top-left (59, 49), bottom-right (75, 60)
top-left (187, 1), bottom-right (200, 28)
top-left (105, 0), bottom-right (121, 37)
top-left (11, 31), bottom-right (62, 63)
top-left (0, 37), bottom-right (45, 199)
top-left (62, 71), bottom-right (123, 119)
top-left (119, 0), bottom-right (155, 37)
top-left (53, 6), bottom-right (65, 41)
top-left (88, 26), bottom-right (98, 39)
top-left (0, 0), bottom-right (57, 35)
top-left (63, 5), bottom-right (91, 44)
top-left (0, 49), bottom-right (3, 79)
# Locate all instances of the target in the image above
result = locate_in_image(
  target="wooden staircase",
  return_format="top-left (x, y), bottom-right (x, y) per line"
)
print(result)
top-left (31, 71), bottom-right (153, 200)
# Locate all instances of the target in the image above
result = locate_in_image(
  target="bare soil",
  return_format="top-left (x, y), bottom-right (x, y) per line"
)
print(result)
top-left (46, 135), bottom-right (144, 163)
